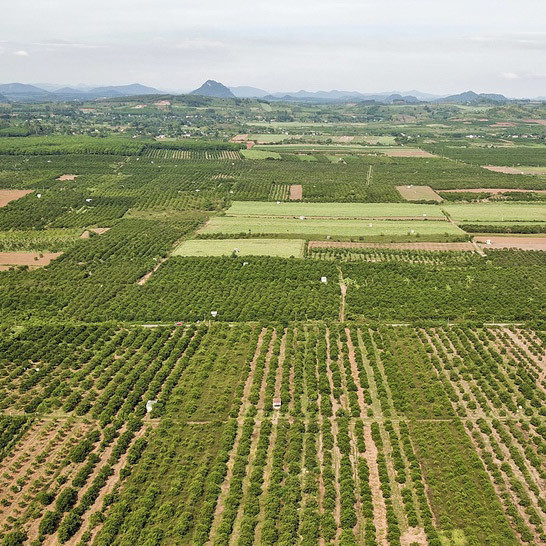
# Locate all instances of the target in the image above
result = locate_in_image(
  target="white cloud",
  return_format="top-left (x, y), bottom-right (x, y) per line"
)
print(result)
top-left (502, 72), bottom-right (519, 80)
top-left (13, 49), bottom-right (29, 56)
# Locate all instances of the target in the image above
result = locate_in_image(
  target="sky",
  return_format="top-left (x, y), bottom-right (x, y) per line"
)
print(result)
top-left (1, 0), bottom-right (545, 97)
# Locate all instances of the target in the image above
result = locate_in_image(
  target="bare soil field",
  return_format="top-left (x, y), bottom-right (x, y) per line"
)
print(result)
top-left (289, 184), bottom-right (303, 200)
top-left (0, 252), bottom-right (62, 269)
top-left (490, 122), bottom-right (517, 127)
top-left (379, 148), bottom-right (436, 158)
top-left (230, 134), bottom-right (248, 142)
top-left (482, 165), bottom-right (546, 175)
top-left (56, 174), bottom-right (78, 181)
top-left (396, 185), bottom-right (443, 202)
top-left (308, 240), bottom-right (476, 251)
top-left (474, 236), bottom-right (546, 250)
top-left (334, 136), bottom-right (355, 143)
top-left (0, 190), bottom-right (32, 208)
top-left (80, 227), bottom-right (111, 238)
top-left (524, 119), bottom-right (546, 126)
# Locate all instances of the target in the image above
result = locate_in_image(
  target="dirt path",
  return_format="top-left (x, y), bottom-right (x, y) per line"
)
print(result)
top-left (206, 330), bottom-right (265, 541)
top-left (254, 416), bottom-right (278, 543)
top-left (257, 330), bottom-right (277, 411)
top-left (274, 329), bottom-right (287, 401)
top-left (345, 328), bottom-right (366, 415)
top-left (65, 426), bottom-right (150, 546)
top-left (137, 256), bottom-right (168, 285)
top-left (366, 165), bottom-right (373, 187)
top-left (229, 420), bottom-right (263, 545)
top-left (338, 267), bottom-right (347, 322)
top-left (363, 424), bottom-right (388, 545)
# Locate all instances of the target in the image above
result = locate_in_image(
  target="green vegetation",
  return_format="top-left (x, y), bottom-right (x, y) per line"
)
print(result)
top-left (173, 238), bottom-right (305, 258)
top-left (0, 97), bottom-right (544, 545)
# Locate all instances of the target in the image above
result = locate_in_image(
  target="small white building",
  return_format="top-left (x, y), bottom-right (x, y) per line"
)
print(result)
top-left (272, 398), bottom-right (282, 410)
top-left (146, 400), bottom-right (157, 413)
top-left (321, 276), bottom-right (327, 284)
top-left (211, 310), bottom-right (218, 318)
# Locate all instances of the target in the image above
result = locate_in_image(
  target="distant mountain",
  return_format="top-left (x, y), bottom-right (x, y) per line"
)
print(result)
top-left (263, 89), bottom-right (420, 104)
top-left (0, 94), bottom-right (9, 103)
top-left (435, 90), bottom-right (508, 104)
top-left (191, 80), bottom-right (235, 98)
top-left (88, 83), bottom-right (161, 98)
top-left (230, 86), bottom-right (269, 98)
top-left (0, 83), bottom-right (52, 101)
top-left (54, 87), bottom-right (84, 94)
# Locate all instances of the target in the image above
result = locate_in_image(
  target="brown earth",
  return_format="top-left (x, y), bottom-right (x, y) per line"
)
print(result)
top-left (474, 236), bottom-right (546, 250)
top-left (0, 190), bottom-right (32, 208)
top-left (57, 174), bottom-right (78, 181)
top-left (80, 227), bottom-right (111, 239)
top-left (482, 166), bottom-right (546, 175)
top-left (334, 136), bottom-right (355, 143)
top-left (396, 185), bottom-right (443, 202)
top-left (0, 252), bottom-right (62, 270)
top-left (380, 148), bottom-right (435, 158)
top-left (309, 241), bottom-right (476, 251)
top-left (524, 119), bottom-right (546, 126)
top-left (231, 134), bottom-right (248, 142)
top-left (289, 184), bottom-right (303, 200)
top-left (490, 122), bottom-right (517, 127)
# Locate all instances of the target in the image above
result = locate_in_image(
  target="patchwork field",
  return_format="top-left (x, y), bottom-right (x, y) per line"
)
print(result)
top-left (173, 238), bottom-right (305, 258)
top-left (0, 98), bottom-right (545, 546)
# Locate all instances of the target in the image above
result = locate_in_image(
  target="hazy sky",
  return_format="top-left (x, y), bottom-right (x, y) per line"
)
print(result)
top-left (1, 0), bottom-right (545, 96)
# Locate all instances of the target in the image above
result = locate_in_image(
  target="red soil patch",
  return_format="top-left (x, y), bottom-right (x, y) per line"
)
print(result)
top-left (474, 236), bottom-right (546, 251)
top-left (442, 186), bottom-right (546, 193)
top-left (482, 165), bottom-right (546, 175)
top-left (154, 100), bottom-right (171, 107)
top-left (231, 134), bottom-right (248, 142)
top-left (246, 141), bottom-right (255, 149)
top-left (289, 184), bottom-right (303, 200)
top-left (0, 190), bottom-right (32, 208)
top-left (490, 122), bottom-right (517, 127)
top-left (309, 240), bottom-right (476, 251)
top-left (523, 119), bottom-right (546, 126)
top-left (396, 185), bottom-right (443, 202)
top-left (380, 148), bottom-right (436, 158)
top-left (0, 252), bottom-right (62, 270)
top-left (57, 174), bottom-right (78, 181)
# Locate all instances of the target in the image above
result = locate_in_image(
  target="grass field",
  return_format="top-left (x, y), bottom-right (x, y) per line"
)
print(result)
top-left (173, 238), bottom-right (305, 258)
top-left (443, 203), bottom-right (546, 222)
top-left (227, 201), bottom-right (446, 218)
top-left (240, 149), bottom-right (281, 160)
top-left (200, 216), bottom-right (465, 240)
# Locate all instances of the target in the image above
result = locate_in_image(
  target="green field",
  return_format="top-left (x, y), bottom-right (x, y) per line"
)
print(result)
top-left (200, 216), bottom-right (465, 240)
top-left (173, 238), bottom-right (305, 258)
top-left (240, 149), bottom-right (281, 160)
top-left (227, 201), bottom-right (446, 219)
top-left (443, 203), bottom-right (546, 222)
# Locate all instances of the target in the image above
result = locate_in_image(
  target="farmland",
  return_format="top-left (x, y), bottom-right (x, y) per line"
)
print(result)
top-left (0, 97), bottom-right (544, 546)
top-left (174, 238), bottom-right (305, 258)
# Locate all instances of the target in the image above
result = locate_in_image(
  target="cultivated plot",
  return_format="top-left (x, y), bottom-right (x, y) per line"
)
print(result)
top-left (173, 238), bottom-right (305, 258)
top-left (226, 201), bottom-right (446, 219)
top-left (200, 216), bottom-right (465, 240)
